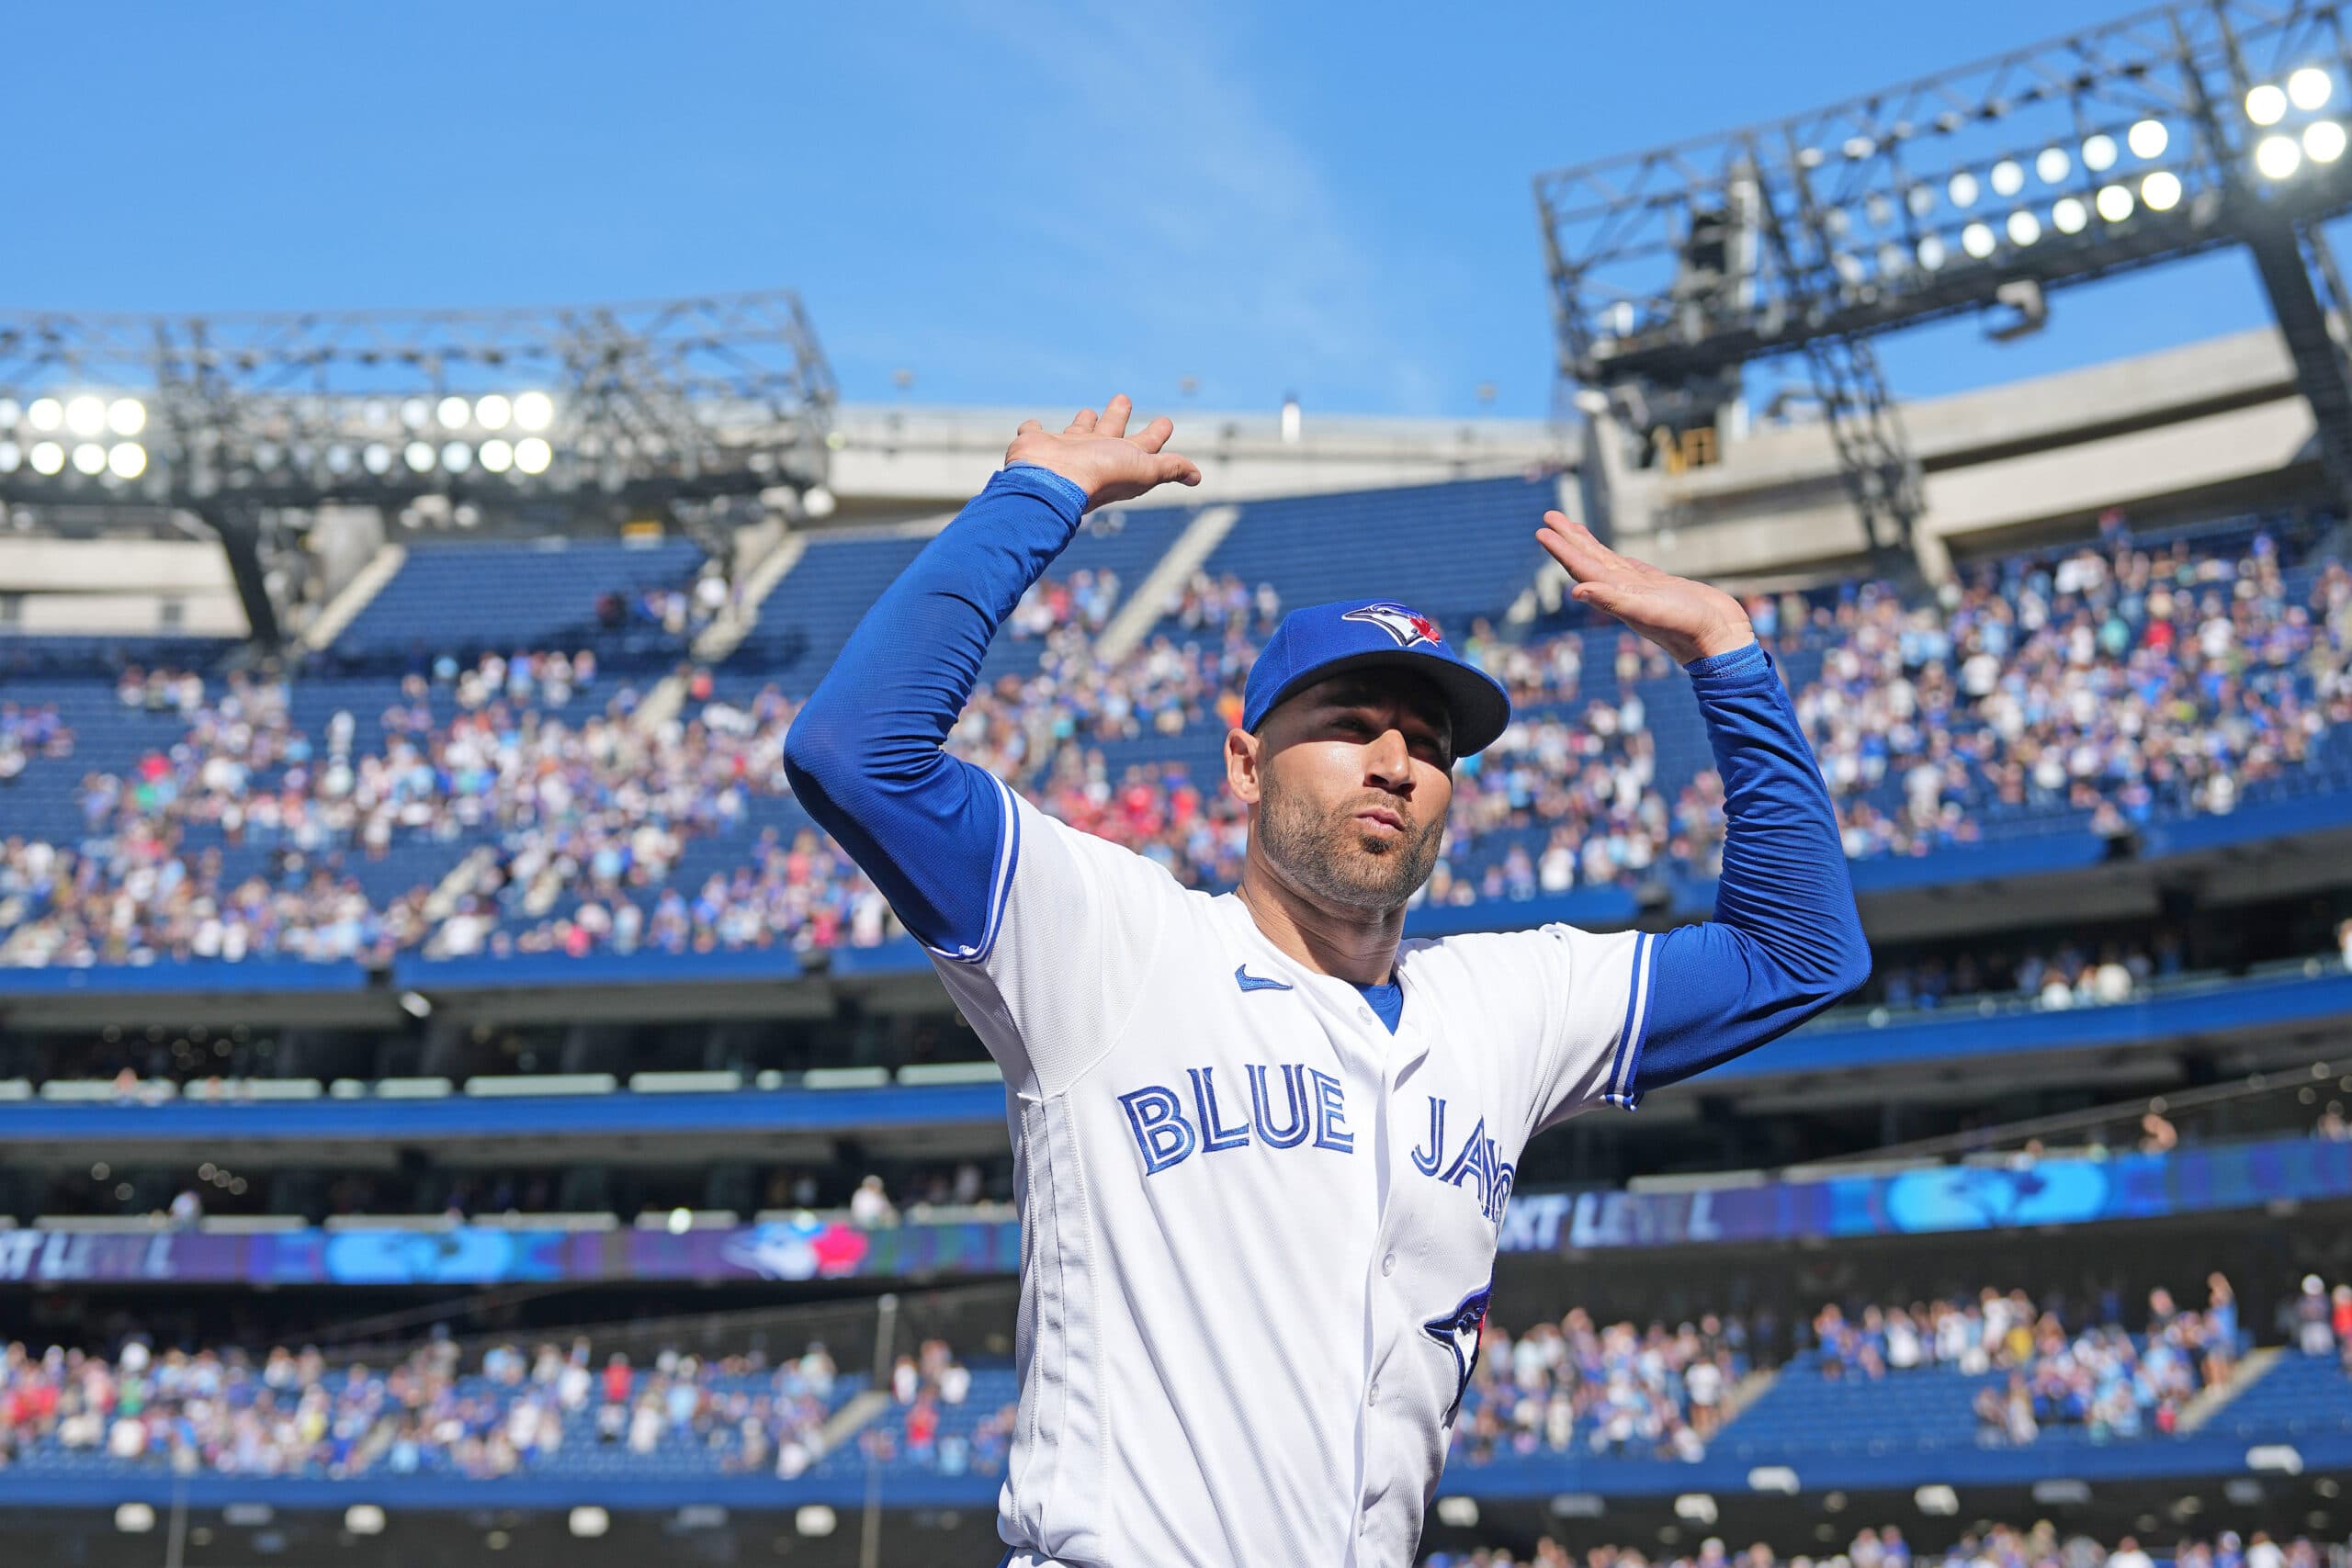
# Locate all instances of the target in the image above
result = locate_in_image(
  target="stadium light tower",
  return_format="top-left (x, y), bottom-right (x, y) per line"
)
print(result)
top-left (1537, 0), bottom-right (2352, 570)
top-left (0, 290), bottom-right (836, 644)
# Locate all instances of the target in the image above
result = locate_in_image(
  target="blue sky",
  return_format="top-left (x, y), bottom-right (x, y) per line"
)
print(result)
top-left (2, 1), bottom-right (2293, 419)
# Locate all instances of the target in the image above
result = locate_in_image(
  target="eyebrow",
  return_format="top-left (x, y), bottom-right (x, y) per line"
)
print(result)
top-left (1317, 685), bottom-right (1452, 744)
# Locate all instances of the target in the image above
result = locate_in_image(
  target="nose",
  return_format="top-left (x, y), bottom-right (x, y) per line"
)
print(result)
top-left (1363, 727), bottom-right (1412, 794)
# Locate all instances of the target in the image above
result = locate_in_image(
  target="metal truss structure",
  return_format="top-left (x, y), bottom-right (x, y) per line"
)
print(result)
top-left (0, 290), bottom-right (836, 642)
top-left (1537, 0), bottom-right (2352, 564)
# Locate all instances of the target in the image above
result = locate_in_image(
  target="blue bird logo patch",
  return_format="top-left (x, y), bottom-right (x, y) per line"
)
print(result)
top-left (1422, 1281), bottom-right (1493, 1426)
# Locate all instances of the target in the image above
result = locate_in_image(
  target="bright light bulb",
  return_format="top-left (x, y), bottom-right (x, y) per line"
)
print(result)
top-left (1917, 234), bottom-right (1948, 271)
top-left (480, 438), bottom-right (514, 473)
top-left (514, 436), bottom-right (553, 475)
top-left (1990, 159), bottom-right (2026, 197)
top-left (2083, 133), bottom-right (2119, 172)
top-left (107, 443), bottom-right (146, 479)
top-left (106, 398), bottom-right (146, 436)
top-left (400, 398), bottom-right (433, 432)
top-left (513, 391), bottom-right (556, 433)
top-left (1907, 184), bottom-right (1936, 218)
top-left (476, 393), bottom-right (512, 431)
top-left (440, 440), bottom-right (473, 473)
top-left (2256, 133), bottom-right (2304, 179)
top-left (28, 398), bottom-right (62, 433)
top-left (326, 445), bottom-right (354, 475)
top-left (1962, 222), bottom-right (1996, 258)
top-left (28, 440), bottom-right (63, 474)
top-left (2306, 120), bottom-right (2348, 163)
top-left (363, 443), bottom-right (394, 475)
top-left (2142, 170), bottom-right (2183, 210)
top-left (2097, 183), bottom-right (2135, 221)
top-left (71, 443), bottom-right (106, 475)
top-left (404, 441), bottom-right (436, 472)
top-left (2290, 66), bottom-right (2334, 112)
top-left (0, 443), bottom-right (16, 473)
top-left (2052, 197), bottom-right (2089, 234)
top-left (2247, 83), bottom-right (2290, 126)
top-left (0, 400), bottom-right (18, 428)
top-left (436, 396), bottom-right (471, 430)
top-left (2007, 210), bottom-right (2041, 245)
top-left (2036, 147), bottom-right (2071, 184)
top-left (1949, 171), bottom-right (1980, 207)
top-left (1877, 243), bottom-right (1908, 275)
top-left (2129, 118), bottom-right (2170, 159)
top-left (65, 396), bottom-right (106, 437)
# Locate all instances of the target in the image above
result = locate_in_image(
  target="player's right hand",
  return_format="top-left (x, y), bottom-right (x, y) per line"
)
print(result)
top-left (1006, 394), bottom-right (1203, 512)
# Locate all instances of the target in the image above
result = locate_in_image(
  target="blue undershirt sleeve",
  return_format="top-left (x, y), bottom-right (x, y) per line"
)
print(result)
top-left (780, 464), bottom-right (1088, 958)
top-left (1626, 641), bottom-right (1871, 1100)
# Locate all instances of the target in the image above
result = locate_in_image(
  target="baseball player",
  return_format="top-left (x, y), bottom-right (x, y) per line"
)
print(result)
top-left (783, 397), bottom-right (1868, 1567)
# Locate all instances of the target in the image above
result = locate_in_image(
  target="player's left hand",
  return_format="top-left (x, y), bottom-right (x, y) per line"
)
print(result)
top-left (1535, 511), bottom-right (1756, 666)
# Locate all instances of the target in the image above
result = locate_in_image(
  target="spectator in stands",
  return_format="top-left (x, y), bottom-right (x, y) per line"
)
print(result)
top-left (848, 1175), bottom-right (897, 1228)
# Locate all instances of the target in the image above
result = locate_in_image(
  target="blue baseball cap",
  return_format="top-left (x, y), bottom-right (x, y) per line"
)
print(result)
top-left (1242, 599), bottom-right (1511, 759)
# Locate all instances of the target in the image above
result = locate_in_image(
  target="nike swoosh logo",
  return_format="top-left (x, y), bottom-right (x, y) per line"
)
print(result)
top-left (1234, 964), bottom-right (1294, 994)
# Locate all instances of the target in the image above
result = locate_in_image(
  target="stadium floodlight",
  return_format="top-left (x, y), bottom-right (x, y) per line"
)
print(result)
top-left (2129, 118), bottom-right (2170, 159)
top-left (326, 444), bottom-right (354, 475)
top-left (2097, 183), bottom-right (2135, 221)
top-left (1907, 184), bottom-right (1936, 217)
top-left (0, 399), bottom-right (18, 427)
top-left (1990, 158), bottom-right (2026, 197)
top-left (2305, 120), bottom-right (2347, 163)
top-left (70, 443), bottom-right (105, 476)
top-left (569, 1507), bottom-right (610, 1540)
top-left (802, 482), bottom-right (837, 518)
top-left (1948, 171), bottom-right (1980, 207)
top-left (480, 437), bottom-right (514, 473)
top-left (106, 396), bottom-right (144, 435)
top-left (253, 442), bottom-right (282, 471)
top-left (1962, 221), bottom-right (1997, 258)
top-left (26, 397), bottom-right (62, 432)
top-left (796, 1506), bottom-right (838, 1538)
top-left (0, 443), bottom-right (17, 473)
top-left (439, 440), bottom-right (472, 473)
top-left (64, 395), bottom-right (107, 437)
top-left (345, 1505), bottom-right (387, 1536)
top-left (107, 443), bottom-right (146, 479)
top-left (2053, 197), bottom-right (2089, 233)
top-left (1877, 243), bottom-right (1908, 275)
top-left (2007, 211), bottom-right (2041, 245)
top-left (1917, 235), bottom-right (1948, 270)
top-left (400, 396), bottom-right (432, 431)
top-left (514, 436), bottom-right (552, 475)
top-left (115, 1503), bottom-right (156, 1535)
top-left (512, 390), bottom-right (556, 432)
top-left (362, 443), bottom-right (394, 475)
top-left (2256, 133), bottom-right (2304, 178)
top-left (2143, 170), bottom-right (2184, 210)
top-left (2083, 132), bottom-right (2119, 171)
top-left (435, 395), bottom-right (470, 430)
top-left (28, 441), bottom-right (63, 475)
top-left (476, 392), bottom-right (512, 431)
top-left (2290, 65), bottom-right (2334, 110)
top-left (2248, 83), bottom-right (2290, 124)
top-left (2035, 147), bottom-right (2071, 183)
top-left (403, 440), bottom-right (435, 473)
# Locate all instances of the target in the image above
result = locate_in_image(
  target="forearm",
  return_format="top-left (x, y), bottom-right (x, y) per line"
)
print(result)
top-left (1630, 642), bottom-right (1870, 1095)
top-left (781, 465), bottom-right (1087, 952)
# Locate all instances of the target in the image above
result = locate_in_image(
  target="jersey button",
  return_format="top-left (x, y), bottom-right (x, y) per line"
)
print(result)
top-left (1358, 1007), bottom-right (1374, 1023)
top-left (1380, 1252), bottom-right (1396, 1277)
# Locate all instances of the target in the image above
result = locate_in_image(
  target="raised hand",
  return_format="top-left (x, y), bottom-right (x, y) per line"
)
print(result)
top-left (1536, 511), bottom-right (1756, 666)
top-left (1006, 394), bottom-right (1203, 512)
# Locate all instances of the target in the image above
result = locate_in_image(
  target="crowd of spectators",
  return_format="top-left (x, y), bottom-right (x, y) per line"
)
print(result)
top-left (1450, 1309), bottom-right (1749, 1467)
top-left (1, 517), bottom-right (2347, 965)
top-left (0, 702), bottom-right (73, 784)
top-left (1421, 1524), bottom-right (2340, 1568)
top-left (1811, 1279), bottom-right (2241, 1444)
top-left (0, 1336), bottom-right (842, 1482)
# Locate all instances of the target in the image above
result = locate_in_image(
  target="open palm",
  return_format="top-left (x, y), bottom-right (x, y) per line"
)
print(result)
top-left (1536, 511), bottom-right (1756, 666)
top-left (1006, 394), bottom-right (1202, 512)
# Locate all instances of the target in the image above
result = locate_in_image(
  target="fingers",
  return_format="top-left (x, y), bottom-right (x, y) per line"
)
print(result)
top-left (1098, 393), bottom-right (1132, 439)
top-left (1135, 415), bottom-right (1176, 454)
top-left (1158, 450), bottom-right (1204, 487)
top-left (1015, 419), bottom-right (1045, 437)
top-left (1066, 409), bottom-right (1100, 435)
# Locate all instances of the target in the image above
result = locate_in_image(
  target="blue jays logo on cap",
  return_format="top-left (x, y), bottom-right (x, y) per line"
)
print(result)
top-left (1341, 603), bottom-right (1442, 649)
top-left (1241, 597), bottom-right (1512, 758)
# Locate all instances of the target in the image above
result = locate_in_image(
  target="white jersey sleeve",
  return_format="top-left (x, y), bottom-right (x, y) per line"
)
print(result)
top-left (924, 786), bottom-right (1178, 1100)
top-left (1428, 922), bottom-right (1660, 1134)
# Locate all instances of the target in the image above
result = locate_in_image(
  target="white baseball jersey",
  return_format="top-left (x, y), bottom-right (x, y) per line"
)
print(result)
top-left (931, 788), bottom-right (1657, 1568)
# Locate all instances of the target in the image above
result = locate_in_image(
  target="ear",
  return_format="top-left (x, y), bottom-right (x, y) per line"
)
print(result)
top-left (1224, 727), bottom-right (1262, 806)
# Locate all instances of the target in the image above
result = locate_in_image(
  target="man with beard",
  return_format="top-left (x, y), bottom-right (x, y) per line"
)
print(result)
top-left (783, 397), bottom-right (1868, 1568)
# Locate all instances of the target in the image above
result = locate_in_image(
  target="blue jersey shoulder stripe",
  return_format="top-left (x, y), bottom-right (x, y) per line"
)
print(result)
top-left (1600, 930), bottom-right (1657, 1110)
top-left (922, 773), bottom-right (1022, 966)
